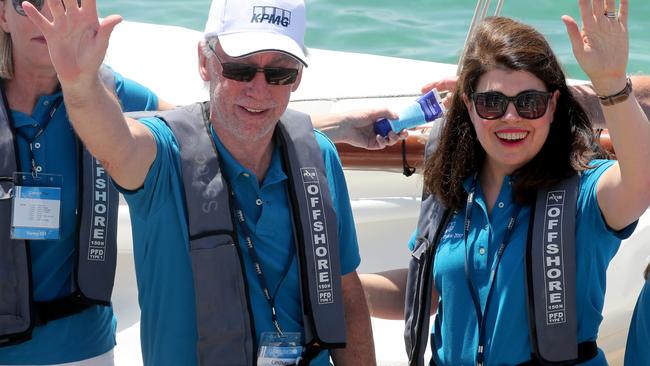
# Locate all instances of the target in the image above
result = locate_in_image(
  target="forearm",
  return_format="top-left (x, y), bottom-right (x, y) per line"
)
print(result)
top-left (63, 76), bottom-right (128, 159)
top-left (311, 109), bottom-right (402, 149)
top-left (598, 77), bottom-right (650, 228)
top-left (62, 75), bottom-right (155, 189)
top-left (359, 269), bottom-right (408, 320)
top-left (312, 113), bottom-right (348, 143)
top-left (331, 272), bottom-right (376, 366)
top-left (156, 98), bottom-right (177, 111)
top-left (602, 92), bottom-right (650, 183)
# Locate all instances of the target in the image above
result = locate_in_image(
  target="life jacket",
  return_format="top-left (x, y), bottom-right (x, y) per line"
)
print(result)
top-left (0, 67), bottom-right (119, 346)
top-left (403, 130), bottom-right (597, 366)
top-left (137, 102), bottom-right (347, 365)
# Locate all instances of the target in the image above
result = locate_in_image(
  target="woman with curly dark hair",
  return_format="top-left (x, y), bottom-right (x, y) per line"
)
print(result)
top-left (362, 0), bottom-right (650, 364)
top-left (424, 16), bottom-right (607, 211)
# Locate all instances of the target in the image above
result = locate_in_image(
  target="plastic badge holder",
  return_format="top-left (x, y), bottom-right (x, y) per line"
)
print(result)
top-left (374, 89), bottom-right (445, 137)
top-left (257, 332), bottom-right (303, 366)
top-left (10, 172), bottom-right (63, 240)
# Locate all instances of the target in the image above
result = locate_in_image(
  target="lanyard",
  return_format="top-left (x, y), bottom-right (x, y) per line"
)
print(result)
top-left (231, 193), bottom-right (293, 336)
top-left (14, 96), bottom-right (64, 177)
top-left (463, 176), bottom-right (521, 366)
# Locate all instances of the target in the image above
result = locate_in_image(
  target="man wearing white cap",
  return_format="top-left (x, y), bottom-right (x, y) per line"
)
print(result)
top-left (22, 0), bottom-right (376, 365)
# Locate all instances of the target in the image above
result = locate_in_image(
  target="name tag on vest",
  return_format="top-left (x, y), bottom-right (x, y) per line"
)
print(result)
top-left (10, 173), bottom-right (62, 240)
top-left (257, 332), bottom-right (304, 366)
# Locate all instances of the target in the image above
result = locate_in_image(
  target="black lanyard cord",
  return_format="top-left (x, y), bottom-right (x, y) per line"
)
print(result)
top-left (13, 96), bottom-right (64, 177)
top-left (231, 193), bottom-right (294, 336)
top-left (463, 177), bottom-right (521, 366)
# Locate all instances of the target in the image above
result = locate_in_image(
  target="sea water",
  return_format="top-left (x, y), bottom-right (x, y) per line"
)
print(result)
top-left (99, 0), bottom-right (650, 80)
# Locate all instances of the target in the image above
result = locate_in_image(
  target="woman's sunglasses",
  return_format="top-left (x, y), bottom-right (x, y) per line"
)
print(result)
top-left (470, 90), bottom-right (553, 120)
top-left (12, 0), bottom-right (81, 16)
top-left (208, 44), bottom-right (299, 86)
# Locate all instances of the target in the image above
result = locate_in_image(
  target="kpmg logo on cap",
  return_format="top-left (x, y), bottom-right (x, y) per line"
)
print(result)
top-left (251, 6), bottom-right (291, 27)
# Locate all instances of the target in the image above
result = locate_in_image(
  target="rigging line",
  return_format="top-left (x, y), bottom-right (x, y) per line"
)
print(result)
top-left (456, 0), bottom-right (506, 76)
top-left (480, 0), bottom-right (492, 20)
top-left (494, 0), bottom-right (505, 17)
top-left (456, 0), bottom-right (487, 76)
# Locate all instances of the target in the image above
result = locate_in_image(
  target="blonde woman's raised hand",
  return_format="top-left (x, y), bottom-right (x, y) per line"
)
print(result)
top-left (22, 0), bottom-right (122, 87)
top-left (562, 0), bottom-right (629, 95)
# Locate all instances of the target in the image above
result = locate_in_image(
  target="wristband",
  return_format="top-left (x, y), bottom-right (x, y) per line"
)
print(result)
top-left (597, 77), bottom-right (633, 106)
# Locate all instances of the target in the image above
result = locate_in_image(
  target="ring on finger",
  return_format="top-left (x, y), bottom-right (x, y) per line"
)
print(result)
top-left (604, 10), bottom-right (617, 19)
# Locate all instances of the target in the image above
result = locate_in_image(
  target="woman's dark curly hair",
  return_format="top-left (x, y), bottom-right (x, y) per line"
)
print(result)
top-left (424, 16), bottom-right (609, 210)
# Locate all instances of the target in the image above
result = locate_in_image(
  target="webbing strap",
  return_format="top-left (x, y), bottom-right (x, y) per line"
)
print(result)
top-left (427, 341), bottom-right (597, 366)
top-left (32, 295), bottom-right (94, 326)
top-left (526, 174), bottom-right (580, 363)
top-left (517, 341), bottom-right (598, 366)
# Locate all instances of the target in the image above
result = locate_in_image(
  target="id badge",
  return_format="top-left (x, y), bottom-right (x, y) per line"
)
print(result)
top-left (10, 172), bottom-right (63, 240)
top-left (257, 332), bottom-right (303, 366)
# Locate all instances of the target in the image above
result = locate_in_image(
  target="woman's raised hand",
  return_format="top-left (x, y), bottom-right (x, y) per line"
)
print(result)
top-left (562, 0), bottom-right (629, 95)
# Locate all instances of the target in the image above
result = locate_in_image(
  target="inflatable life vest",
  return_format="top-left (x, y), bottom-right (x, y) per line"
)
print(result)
top-left (0, 67), bottom-right (118, 346)
top-left (403, 130), bottom-right (597, 366)
top-left (136, 102), bottom-right (347, 365)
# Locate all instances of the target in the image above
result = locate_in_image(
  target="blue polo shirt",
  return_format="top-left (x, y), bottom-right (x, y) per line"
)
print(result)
top-left (0, 70), bottom-right (158, 365)
top-left (625, 277), bottom-right (650, 366)
top-left (123, 116), bottom-right (360, 366)
top-left (409, 160), bottom-right (636, 365)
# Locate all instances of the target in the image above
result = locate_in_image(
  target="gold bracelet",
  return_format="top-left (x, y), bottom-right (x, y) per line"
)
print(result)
top-left (597, 77), bottom-right (633, 106)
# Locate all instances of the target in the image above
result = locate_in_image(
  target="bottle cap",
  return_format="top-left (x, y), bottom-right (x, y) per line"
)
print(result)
top-left (373, 118), bottom-right (392, 137)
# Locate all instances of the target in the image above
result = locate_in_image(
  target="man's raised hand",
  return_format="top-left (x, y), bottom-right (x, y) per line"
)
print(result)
top-left (23, 0), bottom-right (122, 86)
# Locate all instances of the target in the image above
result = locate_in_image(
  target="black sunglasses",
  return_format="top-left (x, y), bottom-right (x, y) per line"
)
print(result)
top-left (12, 0), bottom-right (81, 16)
top-left (470, 90), bottom-right (553, 120)
top-left (208, 44), bottom-right (299, 86)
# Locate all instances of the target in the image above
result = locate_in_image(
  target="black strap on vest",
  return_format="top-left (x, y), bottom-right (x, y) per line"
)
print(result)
top-left (517, 341), bottom-right (598, 366)
top-left (32, 293), bottom-right (99, 326)
top-left (143, 103), bottom-right (346, 365)
top-left (428, 341), bottom-right (597, 366)
top-left (0, 69), bottom-right (118, 346)
top-left (298, 346), bottom-right (323, 366)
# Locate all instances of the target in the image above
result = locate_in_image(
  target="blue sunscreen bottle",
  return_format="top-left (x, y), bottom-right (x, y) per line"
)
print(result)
top-left (373, 89), bottom-right (445, 137)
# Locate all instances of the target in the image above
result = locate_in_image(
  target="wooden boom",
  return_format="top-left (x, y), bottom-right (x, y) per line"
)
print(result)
top-left (336, 128), bottom-right (613, 173)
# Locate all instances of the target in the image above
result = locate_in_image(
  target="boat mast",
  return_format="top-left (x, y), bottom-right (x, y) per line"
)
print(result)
top-left (456, 0), bottom-right (505, 76)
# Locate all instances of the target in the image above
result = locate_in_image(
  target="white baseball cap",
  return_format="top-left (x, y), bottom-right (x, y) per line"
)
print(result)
top-left (203, 0), bottom-right (308, 66)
